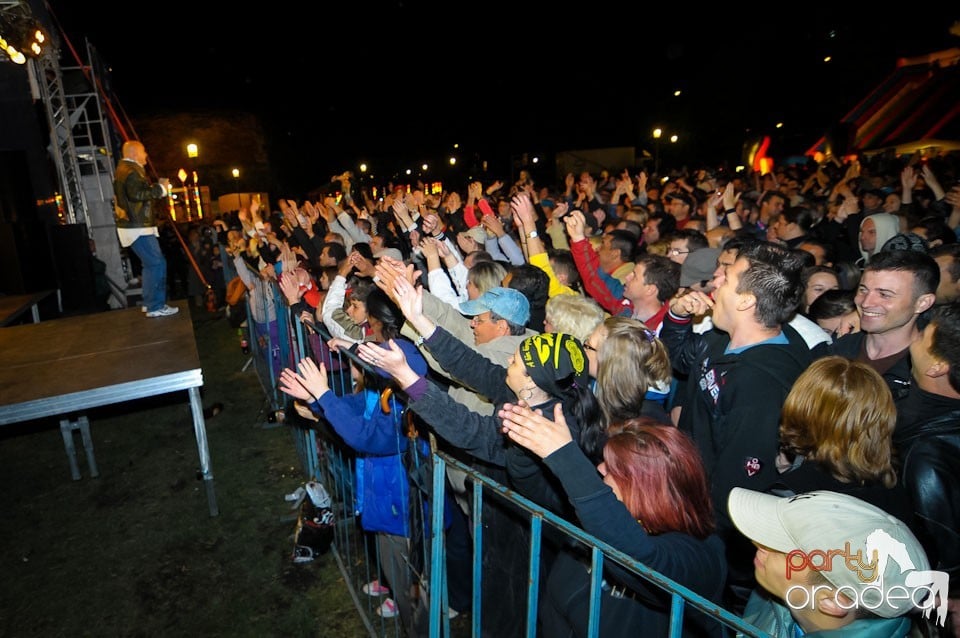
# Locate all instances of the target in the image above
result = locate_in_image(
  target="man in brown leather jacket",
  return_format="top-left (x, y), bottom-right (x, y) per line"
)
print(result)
top-left (113, 140), bottom-right (178, 317)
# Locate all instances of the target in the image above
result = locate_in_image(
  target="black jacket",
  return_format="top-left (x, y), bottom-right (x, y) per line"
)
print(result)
top-left (897, 406), bottom-right (960, 591)
top-left (113, 158), bottom-right (165, 228)
top-left (661, 313), bottom-right (813, 591)
top-left (762, 459), bottom-right (914, 528)
top-left (829, 331), bottom-right (913, 403)
top-left (660, 314), bottom-right (813, 536)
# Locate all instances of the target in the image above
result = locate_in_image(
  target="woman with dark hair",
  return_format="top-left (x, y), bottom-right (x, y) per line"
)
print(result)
top-left (800, 265), bottom-right (839, 314)
top-left (497, 410), bottom-right (726, 637)
top-left (807, 289), bottom-right (860, 339)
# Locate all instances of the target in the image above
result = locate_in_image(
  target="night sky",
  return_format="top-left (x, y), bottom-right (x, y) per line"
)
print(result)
top-left (45, 3), bottom-right (960, 193)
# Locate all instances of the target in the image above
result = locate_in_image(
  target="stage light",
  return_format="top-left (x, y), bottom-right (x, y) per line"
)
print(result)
top-left (0, 6), bottom-right (47, 63)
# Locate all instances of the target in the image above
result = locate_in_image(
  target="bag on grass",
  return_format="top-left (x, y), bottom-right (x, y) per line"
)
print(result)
top-left (291, 480), bottom-right (335, 563)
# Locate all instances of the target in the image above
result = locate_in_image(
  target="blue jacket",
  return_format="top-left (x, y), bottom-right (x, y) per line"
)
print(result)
top-left (314, 387), bottom-right (412, 536)
top-left (740, 590), bottom-right (911, 638)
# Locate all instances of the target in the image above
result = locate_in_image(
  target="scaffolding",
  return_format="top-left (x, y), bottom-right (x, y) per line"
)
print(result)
top-left (8, 0), bottom-right (138, 308)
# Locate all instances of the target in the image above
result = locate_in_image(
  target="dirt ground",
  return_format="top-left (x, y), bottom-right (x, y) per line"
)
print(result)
top-left (0, 306), bottom-right (369, 637)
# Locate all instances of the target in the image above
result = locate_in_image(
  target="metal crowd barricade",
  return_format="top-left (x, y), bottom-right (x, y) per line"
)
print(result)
top-left (426, 454), bottom-right (771, 638)
top-left (241, 269), bottom-right (768, 637)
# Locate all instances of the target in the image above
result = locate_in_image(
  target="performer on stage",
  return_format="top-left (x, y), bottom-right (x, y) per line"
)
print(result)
top-left (113, 140), bottom-right (178, 317)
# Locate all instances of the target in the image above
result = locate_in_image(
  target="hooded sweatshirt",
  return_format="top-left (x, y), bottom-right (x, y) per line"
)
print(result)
top-left (858, 213), bottom-right (900, 266)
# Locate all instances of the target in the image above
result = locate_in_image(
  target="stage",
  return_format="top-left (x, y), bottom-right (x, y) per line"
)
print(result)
top-left (0, 299), bottom-right (218, 516)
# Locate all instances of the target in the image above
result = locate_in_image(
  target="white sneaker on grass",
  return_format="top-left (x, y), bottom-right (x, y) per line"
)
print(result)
top-left (361, 579), bottom-right (390, 596)
top-left (375, 598), bottom-right (398, 618)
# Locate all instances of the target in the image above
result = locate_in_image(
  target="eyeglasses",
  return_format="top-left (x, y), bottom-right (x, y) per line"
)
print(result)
top-left (668, 248), bottom-right (690, 256)
top-left (470, 315), bottom-right (493, 326)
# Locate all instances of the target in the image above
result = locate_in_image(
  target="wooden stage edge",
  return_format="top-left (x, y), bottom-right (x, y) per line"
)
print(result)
top-left (0, 300), bottom-right (218, 516)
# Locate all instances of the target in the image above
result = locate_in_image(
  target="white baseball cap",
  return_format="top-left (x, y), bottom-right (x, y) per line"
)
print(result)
top-left (728, 488), bottom-right (932, 619)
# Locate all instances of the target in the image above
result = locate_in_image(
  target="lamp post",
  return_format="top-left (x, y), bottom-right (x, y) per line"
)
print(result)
top-left (178, 168), bottom-right (190, 218)
top-left (652, 128), bottom-right (662, 177)
top-left (186, 144), bottom-right (200, 218)
top-left (232, 168), bottom-right (241, 210)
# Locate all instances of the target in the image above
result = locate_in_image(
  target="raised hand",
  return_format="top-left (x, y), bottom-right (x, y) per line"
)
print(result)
top-left (374, 257), bottom-right (421, 304)
top-left (356, 339), bottom-right (417, 387)
top-left (564, 209), bottom-right (587, 242)
top-left (278, 357), bottom-right (328, 402)
top-left (419, 235), bottom-right (440, 261)
top-left (722, 182), bottom-right (739, 210)
top-left (391, 276), bottom-right (424, 324)
top-left (510, 193), bottom-right (537, 229)
top-left (901, 166), bottom-right (918, 191)
top-left (391, 198), bottom-right (414, 230)
top-left (499, 402), bottom-right (573, 459)
top-left (481, 213), bottom-right (507, 238)
top-left (420, 213), bottom-right (440, 236)
top-left (278, 267), bottom-right (302, 305)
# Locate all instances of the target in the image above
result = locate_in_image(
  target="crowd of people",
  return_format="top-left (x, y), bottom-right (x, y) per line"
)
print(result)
top-left (166, 152), bottom-right (960, 637)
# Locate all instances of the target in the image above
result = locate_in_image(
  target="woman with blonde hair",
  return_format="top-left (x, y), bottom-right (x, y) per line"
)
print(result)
top-left (585, 316), bottom-right (673, 425)
top-left (768, 355), bottom-right (911, 521)
top-left (466, 259), bottom-right (506, 300)
top-left (544, 294), bottom-right (605, 343)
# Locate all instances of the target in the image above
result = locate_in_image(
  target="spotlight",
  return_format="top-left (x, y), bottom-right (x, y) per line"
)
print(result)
top-left (0, 5), bottom-right (48, 64)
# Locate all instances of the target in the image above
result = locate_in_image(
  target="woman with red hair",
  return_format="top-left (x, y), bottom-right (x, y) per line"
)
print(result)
top-left (498, 407), bottom-right (726, 637)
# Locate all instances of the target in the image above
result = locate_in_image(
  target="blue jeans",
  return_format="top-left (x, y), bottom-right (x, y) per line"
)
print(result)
top-left (130, 233), bottom-right (167, 311)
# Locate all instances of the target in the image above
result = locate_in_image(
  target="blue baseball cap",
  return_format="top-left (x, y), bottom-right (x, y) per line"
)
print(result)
top-left (459, 287), bottom-right (530, 327)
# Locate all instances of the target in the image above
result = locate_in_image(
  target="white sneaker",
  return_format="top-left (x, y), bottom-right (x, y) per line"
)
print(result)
top-left (146, 305), bottom-right (179, 318)
top-left (362, 579), bottom-right (390, 596)
top-left (375, 598), bottom-right (398, 618)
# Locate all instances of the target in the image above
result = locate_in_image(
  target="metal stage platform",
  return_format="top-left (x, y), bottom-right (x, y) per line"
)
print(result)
top-left (0, 300), bottom-right (218, 516)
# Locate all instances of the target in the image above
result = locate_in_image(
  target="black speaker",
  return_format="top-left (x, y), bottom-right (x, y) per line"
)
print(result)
top-left (49, 224), bottom-right (97, 314)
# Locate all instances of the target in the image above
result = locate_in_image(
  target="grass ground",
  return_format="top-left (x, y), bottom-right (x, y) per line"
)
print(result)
top-left (0, 305), bottom-right (368, 637)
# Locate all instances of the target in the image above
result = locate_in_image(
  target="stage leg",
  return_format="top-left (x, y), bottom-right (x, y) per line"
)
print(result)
top-left (59, 415), bottom-right (98, 480)
top-left (59, 418), bottom-right (81, 480)
top-left (188, 386), bottom-right (219, 516)
top-left (78, 416), bottom-right (99, 478)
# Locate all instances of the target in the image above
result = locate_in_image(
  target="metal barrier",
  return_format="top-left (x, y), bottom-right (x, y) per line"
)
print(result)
top-left (427, 453), bottom-right (771, 638)
top-left (241, 270), bottom-right (770, 638)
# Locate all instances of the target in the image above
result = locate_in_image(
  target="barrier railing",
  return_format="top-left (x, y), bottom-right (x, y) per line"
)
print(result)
top-left (427, 453), bottom-right (771, 638)
top-left (240, 270), bottom-right (770, 638)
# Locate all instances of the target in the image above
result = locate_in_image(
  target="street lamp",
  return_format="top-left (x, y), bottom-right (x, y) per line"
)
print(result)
top-left (652, 128), bottom-right (662, 176)
top-left (232, 168), bottom-right (241, 210)
top-left (185, 144), bottom-right (200, 217)
top-left (177, 168), bottom-right (190, 217)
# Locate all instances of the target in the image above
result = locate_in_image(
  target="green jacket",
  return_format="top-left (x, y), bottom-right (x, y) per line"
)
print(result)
top-left (113, 159), bottom-right (164, 228)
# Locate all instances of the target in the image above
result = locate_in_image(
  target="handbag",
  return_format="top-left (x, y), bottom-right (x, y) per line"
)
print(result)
top-left (226, 276), bottom-right (247, 306)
